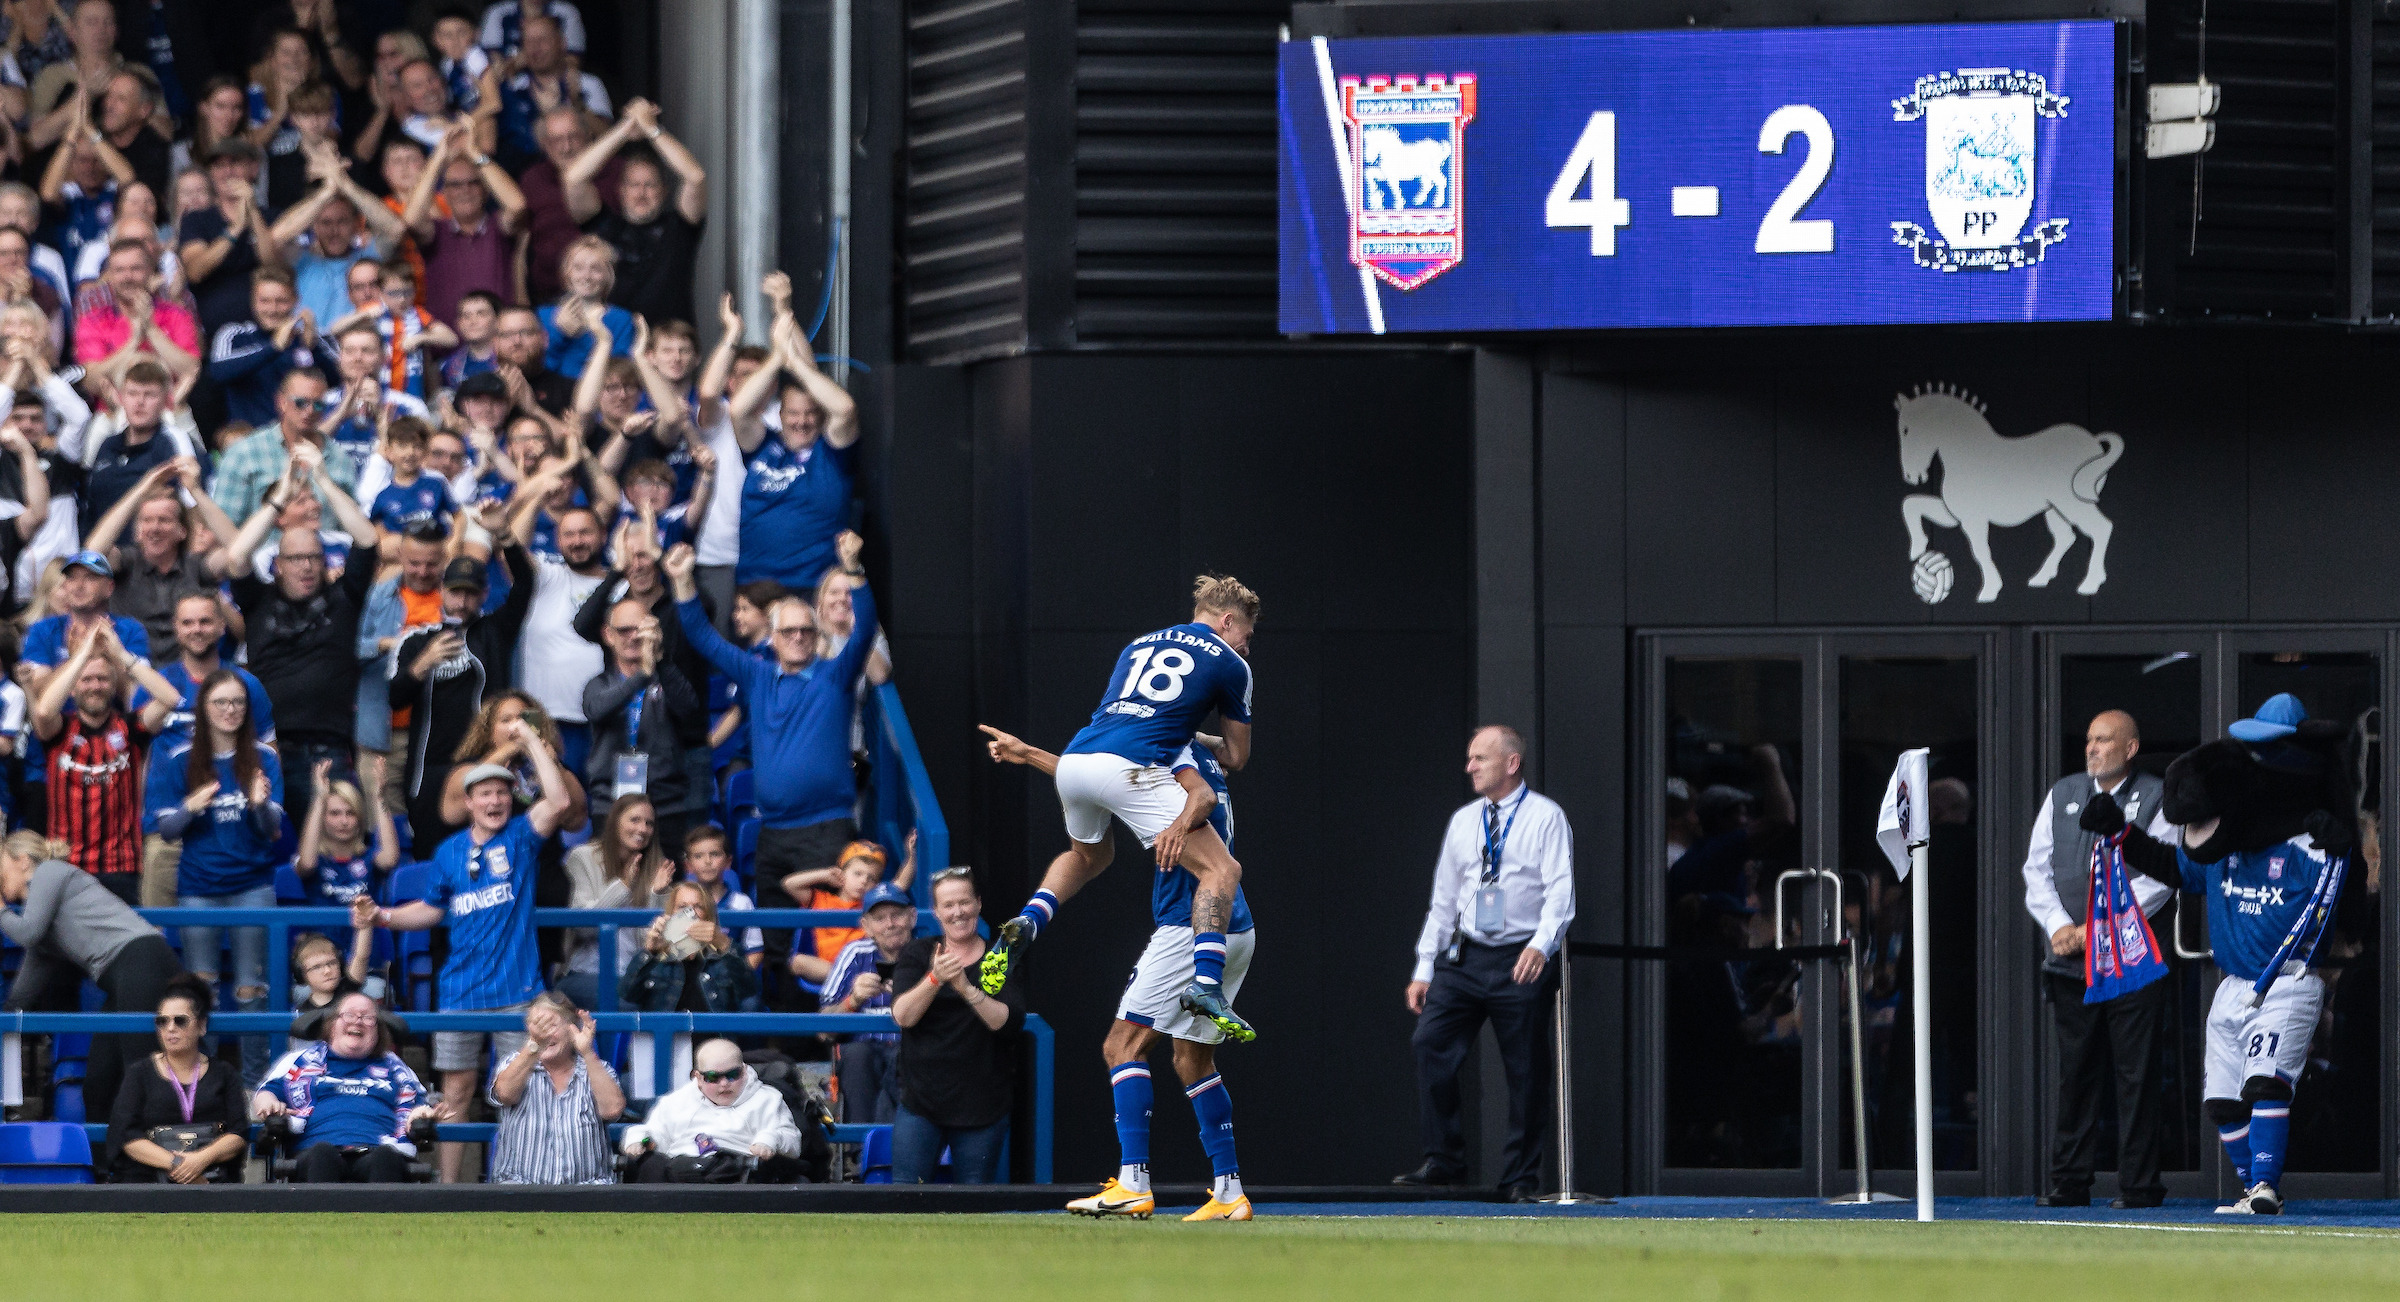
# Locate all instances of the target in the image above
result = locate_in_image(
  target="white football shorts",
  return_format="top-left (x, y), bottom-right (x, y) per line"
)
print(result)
top-left (1055, 750), bottom-right (1187, 848)
top-left (1116, 925), bottom-right (1256, 1044)
top-left (2203, 970), bottom-right (2323, 1100)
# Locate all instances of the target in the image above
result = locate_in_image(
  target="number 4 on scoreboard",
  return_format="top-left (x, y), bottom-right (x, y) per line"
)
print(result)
top-left (1545, 111), bottom-right (1632, 255)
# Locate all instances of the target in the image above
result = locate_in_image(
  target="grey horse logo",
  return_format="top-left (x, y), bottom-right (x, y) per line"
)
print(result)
top-left (1897, 385), bottom-right (2123, 603)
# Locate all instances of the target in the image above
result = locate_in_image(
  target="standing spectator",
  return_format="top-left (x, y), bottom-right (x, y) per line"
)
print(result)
top-left (145, 667), bottom-right (285, 1086)
top-left (5, 0), bottom-right (77, 91)
top-left (484, 14), bottom-right (605, 171)
top-left (487, 991), bottom-right (625, 1184)
top-left (557, 791), bottom-right (670, 1009)
top-left (668, 533), bottom-right (874, 970)
top-left (182, 79), bottom-right (250, 175)
top-left (0, 180), bottom-right (75, 306)
top-left (212, 367), bottom-right (355, 527)
top-left (296, 755), bottom-right (399, 918)
top-left (430, 688), bottom-right (587, 838)
top-left (823, 880), bottom-right (915, 1123)
top-left (514, 105), bottom-right (602, 307)
top-left (538, 236), bottom-right (630, 379)
top-left (1400, 726), bottom-right (1576, 1203)
top-left (352, 519), bottom-right (445, 806)
top-left (24, 0), bottom-right (118, 147)
top-left (888, 869), bottom-right (1023, 1184)
top-left (479, 0), bottom-right (586, 60)
top-left (619, 880), bottom-right (758, 1013)
top-left (785, 839), bottom-right (916, 985)
top-left (137, 591), bottom-right (272, 908)
top-left (512, 498), bottom-right (605, 775)
top-left (95, 66), bottom-right (172, 196)
top-left (356, 715), bottom-right (573, 1184)
top-left (223, 441), bottom-right (380, 828)
top-left (438, 288), bottom-right (499, 389)
top-left (2024, 710), bottom-right (2176, 1209)
top-left (206, 266), bottom-right (323, 428)
top-left (320, 319), bottom-right (428, 478)
top-left (493, 304), bottom-right (571, 414)
top-left (387, 540), bottom-right (532, 843)
top-left (363, 419), bottom-right (456, 534)
top-left (0, 828), bottom-right (183, 1125)
top-left (267, 137), bottom-right (406, 328)
top-left (73, 241), bottom-right (200, 386)
top-left (38, 131), bottom-right (129, 276)
top-left (430, 10), bottom-right (489, 113)
top-left (80, 457), bottom-right (222, 651)
top-left (618, 1038), bottom-right (801, 1183)
top-left (574, 513), bottom-right (712, 817)
top-left (19, 545), bottom-right (149, 687)
top-left (0, 413), bottom-right (56, 611)
top-left (255, 77), bottom-right (336, 215)
top-left (682, 824), bottom-right (762, 968)
top-left (0, 227), bottom-right (69, 358)
top-left (106, 971), bottom-right (250, 1183)
top-left (363, 263), bottom-right (453, 402)
top-left (733, 293), bottom-right (857, 596)
top-left (566, 99), bottom-right (706, 328)
top-left (75, 362), bottom-right (194, 524)
top-left (30, 622), bottom-right (175, 899)
top-left (67, 198), bottom-right (182, 296)
top-left (177, 160), bottom-right (266, 335)
top-left (249, 991), bottom-right (434, 1184)
top-left (580, 596), bottom-right (697, 847)
top-left (403, 121), bottom-right (523, 328)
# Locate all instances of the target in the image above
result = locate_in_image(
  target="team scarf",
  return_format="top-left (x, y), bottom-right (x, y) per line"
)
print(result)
top-left (2084, 830), bottom-right (2169, 1004)
top-left (2247, 836), bottom-right (2349, 1003)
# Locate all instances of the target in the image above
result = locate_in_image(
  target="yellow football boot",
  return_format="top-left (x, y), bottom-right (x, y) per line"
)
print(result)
top-left (1066, 1178), bottom-right (1155, 1219)
top-left (1181, 1194), bottom-right (1253, 1221)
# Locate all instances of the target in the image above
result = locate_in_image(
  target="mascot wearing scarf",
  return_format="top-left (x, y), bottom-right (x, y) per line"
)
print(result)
top-left (2081, 693), bottom-right (2357, 1217)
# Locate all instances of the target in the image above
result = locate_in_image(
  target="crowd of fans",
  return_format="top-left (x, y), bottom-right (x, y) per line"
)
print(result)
top-left (0, 1), bottom-right (952, 1187)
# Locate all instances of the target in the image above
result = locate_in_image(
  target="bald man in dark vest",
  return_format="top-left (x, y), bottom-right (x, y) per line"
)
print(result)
top-left (2021, 709), bottom-right (2177, 1208)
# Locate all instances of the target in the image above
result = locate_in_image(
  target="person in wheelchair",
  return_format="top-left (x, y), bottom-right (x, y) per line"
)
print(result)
top-left (617, 1038), bottom-right (803, 1182)
top-left (106, 973), bottom-right (250, 1183)
top-left (251, 991), bottom-right (437, 1183)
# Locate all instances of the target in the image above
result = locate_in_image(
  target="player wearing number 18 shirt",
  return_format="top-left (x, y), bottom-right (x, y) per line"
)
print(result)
top-left (978, 575), bottom-right (1259, 1045)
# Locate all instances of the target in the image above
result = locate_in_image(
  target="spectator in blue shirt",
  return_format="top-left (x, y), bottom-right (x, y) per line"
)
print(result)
top-left (251, 991), bottom-right (434, 1183)
top-left (18, 549), bottom-right (150, 692)
top-left (145, 668), bottom-right (286, 1087)
top-left (731, 300), bottom-right (858, 599)
top-left (207, 268), bottom-right (324, 429)
top-left (824, 881), bottom-right (915, 1123)
top-left (355, 715), bottom-right (575, 1184)
top-left (666, 531), bottom-right (874, 980)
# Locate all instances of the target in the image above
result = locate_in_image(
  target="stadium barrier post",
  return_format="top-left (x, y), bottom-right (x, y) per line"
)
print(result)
top-left (1538, 945), bottom-right (1609, 1205)
top-left (1911, 838), bottom-right (1933, 1222)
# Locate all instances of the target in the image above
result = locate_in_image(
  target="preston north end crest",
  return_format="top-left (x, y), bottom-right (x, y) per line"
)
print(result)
top-left (1890, 67), bottom-right (2070, 272)
top-left (1341, 73), bottom-right (1475, 290)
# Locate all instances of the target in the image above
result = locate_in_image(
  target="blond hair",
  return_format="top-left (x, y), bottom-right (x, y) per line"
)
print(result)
top-left (1192, 573), bottom-right (1259, 624)
top-left (3, 831), bottom-right (71, 864)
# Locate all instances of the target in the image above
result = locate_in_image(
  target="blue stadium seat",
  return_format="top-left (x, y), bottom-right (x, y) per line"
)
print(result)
top-left (724, 769), bottom-right (757, 826)
top-left (858, 1124), bottom-right (892, 1183)
top-left (735, 818), bottom-right (760, 891)
top-left (0, 1122), bottom-right (93, 1183)
top-left (386, 863), bottom-right (440, 1011)
top-left (50, 1082), bottom-right (83, 1125)
top-left (273, 864), bottom-right (308, 904)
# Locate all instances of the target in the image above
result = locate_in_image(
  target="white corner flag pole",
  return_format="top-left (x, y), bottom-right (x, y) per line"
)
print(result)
top-left (1874, 747), bottom-right (1935, 1222)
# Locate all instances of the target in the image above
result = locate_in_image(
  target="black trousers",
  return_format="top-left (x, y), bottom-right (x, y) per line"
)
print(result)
top-left (1412, 939), bottom-right (1557, 1190)
top-left (2044, 969), bottom-right (2171, 1196)
top-left (88, 935), bottom-right (184, 1126)
top-left (294, 1143), bottom-right (413, 1183)
top-left (753, 818), bottom-right (859, 990)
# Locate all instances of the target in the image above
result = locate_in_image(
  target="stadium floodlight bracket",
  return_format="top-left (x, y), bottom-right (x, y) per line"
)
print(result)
top-left (2143, 80), bottom-right (2219, 159)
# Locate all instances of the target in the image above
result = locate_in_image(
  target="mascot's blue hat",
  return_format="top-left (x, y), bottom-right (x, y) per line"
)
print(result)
top-left (2229, 693), bottom-right (2306, 742)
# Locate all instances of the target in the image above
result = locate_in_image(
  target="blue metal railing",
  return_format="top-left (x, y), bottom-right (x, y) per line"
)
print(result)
top-left (865, 682), bottom-right (951, 909)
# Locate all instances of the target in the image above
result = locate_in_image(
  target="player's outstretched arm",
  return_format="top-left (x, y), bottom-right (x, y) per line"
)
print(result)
top-left (979, 724), bottom-right (1058, 776)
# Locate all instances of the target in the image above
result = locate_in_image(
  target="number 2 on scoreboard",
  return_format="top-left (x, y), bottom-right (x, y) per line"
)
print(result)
top-left (1545, 104), bottom-right (1837, 256)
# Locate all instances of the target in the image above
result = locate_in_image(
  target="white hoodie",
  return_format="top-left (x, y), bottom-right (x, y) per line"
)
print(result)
top-left (622, 1068), bottom-right (802, 1158)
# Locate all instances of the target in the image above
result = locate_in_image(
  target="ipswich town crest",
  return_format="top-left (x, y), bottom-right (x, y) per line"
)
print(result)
top-left (1890, 67), bottom-right (2070, 272)
top-left (1341, 73), bottom-right (1475, 290)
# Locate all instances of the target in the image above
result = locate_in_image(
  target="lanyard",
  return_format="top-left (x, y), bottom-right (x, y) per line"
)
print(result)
top-left (1481, 788), bottom-right (1527, 885)
top-left (625, 679), bottom-right (646, 749)
top-left (163, 1055), bottom-right (199, 1123)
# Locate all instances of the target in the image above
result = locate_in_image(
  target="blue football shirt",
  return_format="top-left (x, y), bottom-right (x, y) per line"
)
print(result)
top-left (1159, 744), bottom-right (1252, 934)
top-left (1064, 623), bottom-right (1252, 768)
top-left (426, 814), bottom-right (547, 1010)
top-left (371, 476), bottom-right (459, 534)
top-left (2178, 834), bottom-right (2344, 984)
top-left (735, 438), bottom-right (854, 587)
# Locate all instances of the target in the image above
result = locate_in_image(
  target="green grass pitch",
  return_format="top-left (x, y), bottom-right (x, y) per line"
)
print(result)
top-left (12, 1213), bottom-right (2400, 1299)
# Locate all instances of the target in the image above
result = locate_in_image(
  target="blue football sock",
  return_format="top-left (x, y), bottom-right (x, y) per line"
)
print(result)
top-left (2248, 1104), bottom-right (2291, 1189)
top-left (1186, 1071), bottom-right (1239, 1181)
top-left (2216, 1122), bottom-right (2252, 1186)
top-left (1110, 1062), bottom-right (1152, 1183)
top-left (1192, 931), bottom-right (1227, 986)
top-left (1018, 889), bottom-right (1059, 937)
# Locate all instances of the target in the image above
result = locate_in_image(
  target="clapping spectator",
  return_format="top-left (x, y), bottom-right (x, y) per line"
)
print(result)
top-left (24, 0), bottom-right (120, 149)
top-left (145, 666), bottom-right (286, 1085)
top-left (540, 235), bottom-right (630, 378)
top-left (580, 595), bottom-right (697, 844)
top-left (888, 869), bottom-right (1023, 1184)
top-left (73, 241), bottom-right (200, 386)
top-left (0, 181), bottom-right (73, 307)
top-left (732, 282), bottom-right (856, 596)
top-left (565, 98), bottom-right (705, 328)
top-left (620, 879), bottom-right (758, 1013)
top-left (20, 545), bottom-right (148, 688)
top-left (93, 67), bottom-right (172, 197)
top-left (618, 1038), bottom-right (800, 1183)
top-left (213, 367), bottom-right (353, 528)
top-left (267, 134), bottom-right (407, 327)
top-left (487, 991), bottom-right (625, 1184)
top-left (320, 320), bottom-right (429, 480)
top-left (178, 157), bottom-right (267, 335)
top-left (485, 14), bottom-right (606, 171)
top-left (294, 754), bottom-right (399, 919)
top-left (0, 226), bottom-right (68, 356)
top-left (557, 790), bottom-right (671, 1008)
top-left (356, 715), bottom-right (574, 1184)
top-left (68, 188), bottom-right (180, 295)
top-left (251, 991), bottom-right (434, 1184)
top-left (493, 304), bottom-right (572, 414)
top-left (183, 81), bottom-right (250, 177)
top-left (106, 971), bottom-right (248, 1182)
top-left (30, 622), bottom-right (174, 898)
top-left (823, 879), bottom-right (915, 1123)
top-left (433, 690), bottom-right (587, 837)
top-left (402, 122), bottom-right (523, 328)
top-left (139, 589), bottom-right (267, 907)
top-left (514, 105), bottom-right (601, 306)
top-left (206, 266), bottom-right (322, 428)
top-left (80, 456), bottom-right (229, 651)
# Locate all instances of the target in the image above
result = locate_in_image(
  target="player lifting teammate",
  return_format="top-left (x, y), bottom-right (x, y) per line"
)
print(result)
top-left (982, 731), bottom-right (1255, 1220)
top-left (976, 574), bottom-right (1258, 1045)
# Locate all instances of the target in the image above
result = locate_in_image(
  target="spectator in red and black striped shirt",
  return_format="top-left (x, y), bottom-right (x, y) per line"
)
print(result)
top-left (29, 621), bottom-right (179, 902)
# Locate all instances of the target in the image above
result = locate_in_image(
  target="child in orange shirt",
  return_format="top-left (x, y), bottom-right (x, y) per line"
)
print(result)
top-left (784, 834), bottom-right (917, 983)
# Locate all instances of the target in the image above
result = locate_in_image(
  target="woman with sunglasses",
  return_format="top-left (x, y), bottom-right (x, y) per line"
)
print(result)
top-left (0, 831), bottom-right (182, 1125)
top-left (106, 972), bottom-right (248, 1182)
top-left (144, 669), bottom-right (287, 1087)
top-left (888, 867), bottom-right (1024, 1183)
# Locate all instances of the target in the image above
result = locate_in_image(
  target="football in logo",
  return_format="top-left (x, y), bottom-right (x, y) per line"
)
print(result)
top-left (1341, 73), bottom-right (1475, 290)
top-left (1912, 550), bottom-right (1955, 604)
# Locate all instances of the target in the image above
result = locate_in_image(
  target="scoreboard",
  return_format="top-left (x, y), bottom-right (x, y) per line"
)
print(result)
top-left (1277, 22), bottom-right (2124, 334)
